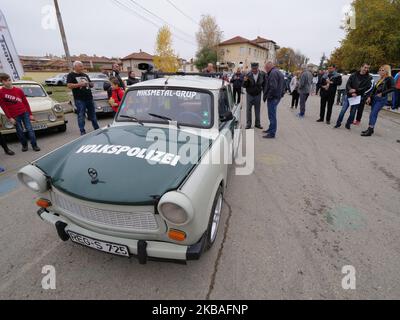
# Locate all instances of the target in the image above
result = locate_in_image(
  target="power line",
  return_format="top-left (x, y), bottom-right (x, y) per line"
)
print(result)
top-left (110, 0), bottom-right (196, 47)
top-left (166, 0), bottom-right (198, 25)
top-left (126, 0), bottom-right (195, 41)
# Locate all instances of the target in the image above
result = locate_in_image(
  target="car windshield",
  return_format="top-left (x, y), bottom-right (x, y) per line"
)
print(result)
top-left (88, 73), bottom-right (108, 79)
top-left (117, 88), bottom-right (213, 128)
top-left (15, 84), bottom-right (46, 97)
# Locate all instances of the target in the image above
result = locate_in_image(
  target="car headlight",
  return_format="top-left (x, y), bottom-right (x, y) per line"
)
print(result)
top-left (96, 105), bottom-right (103, 110)
top-left (52, 104), bottom-right (63, 113)
top-left (4, 119), bottom-right (14, 129)
top-left (17, 165), bottom-right (49, 193)
top-left (158, 192), bottom-right (194, 226)
top-left (48, 114), bottom-right (57, 122)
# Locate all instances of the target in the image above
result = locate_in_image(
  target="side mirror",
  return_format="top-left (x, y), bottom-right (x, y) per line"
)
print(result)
top-left (46, 91), bottom-right (53, 95)
top-left (220, 111), bottom-right (234, 122)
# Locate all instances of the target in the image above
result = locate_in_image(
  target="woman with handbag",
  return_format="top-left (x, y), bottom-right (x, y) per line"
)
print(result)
top-left (361, 65), bottom-right (395, 137)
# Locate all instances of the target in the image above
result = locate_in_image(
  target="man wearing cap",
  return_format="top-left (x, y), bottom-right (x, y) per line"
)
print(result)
top-left (243, 62), bottom-right (265, 129)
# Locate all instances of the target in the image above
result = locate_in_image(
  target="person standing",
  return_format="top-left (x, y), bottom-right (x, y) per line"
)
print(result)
top-left (316, 69), bottom-right (324, 96)
top-left (243, 63), bottom-right (265, 129)
top-left (336, 71), bottom-right (350, 105)
top-left (110, 63), bottom-right (125, 89)
top-left (67, 61), bottom-right (100, 136)
top-left (317, 64), bottom-right (342, 124)
top-left (297, 65), bottom-right (313, 117)
top-left (108, 78), bottom-right (125, 114)
top-left (127, 71), bottom-right (139, 86)
top-left (230, 68), bottom-right (244, 104)
top-left (334, 63), bottom-right (372, 129)
top-left (361, 65), bottom-right (395, 137)
top-left (0, 132), bottom-right (14, 155)
top-left (394, 70), bottom-right (400, 110)
top-left (203, 63), bottom-right (215, 73)
top-left (262, 61), bottom-right (285, 139)
top-left (0, 73), bottom-right (40, 152)
top-left (311, 72), bottom-right (318, 95)
top-left (289, 71), bottom-right (300, 109)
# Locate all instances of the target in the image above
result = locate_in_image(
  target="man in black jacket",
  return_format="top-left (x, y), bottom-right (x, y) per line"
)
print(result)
top-left (334, 63), bottom-right (373, 129)
top-left (317, 64), bottom-right (342, 124)
top-left (230, 69), bottom-right (244, 104)
top-left (243, 63), bottom-right (265, 129)
top-left (262, 61), bottom-right (285, 139)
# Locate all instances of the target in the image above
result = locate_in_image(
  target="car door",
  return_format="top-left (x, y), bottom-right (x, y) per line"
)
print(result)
top-left (226, 85), bottom-right (242, 158)
top-left (218, 86), bottom-right (235, 166)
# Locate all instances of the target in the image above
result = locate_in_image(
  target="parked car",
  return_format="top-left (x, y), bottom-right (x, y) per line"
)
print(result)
top-left (45, 74), bottom-right (68, 86)
top-left (87, 72), bottom-right (109, 80)
top-left (0, 80), bottom-right (67, 135)
top-left (71, 78), bottom-right (114, 115)
top-left (17, 75), bottom-right (242, 264)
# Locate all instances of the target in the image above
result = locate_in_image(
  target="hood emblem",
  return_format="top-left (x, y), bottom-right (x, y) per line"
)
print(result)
top-left (88, 168), bottom-right (99, 184)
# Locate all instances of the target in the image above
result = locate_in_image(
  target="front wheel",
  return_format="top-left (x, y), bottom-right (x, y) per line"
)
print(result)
top-left (204, 186), bottom-right (224, 251)
top-left (57, 124), bottom-right (67, 132)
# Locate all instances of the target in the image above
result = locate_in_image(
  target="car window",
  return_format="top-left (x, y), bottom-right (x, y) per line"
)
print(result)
top-left (14, 85), bottom-right (46, 97)
top-left (218, 88), bottom-right (231, 118)
top-left (92, 81), bottom-right (107, 90)
top-left (117, 88), bottom-right (213, 128)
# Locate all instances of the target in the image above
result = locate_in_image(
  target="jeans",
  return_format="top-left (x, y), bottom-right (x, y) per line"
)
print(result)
top-left (266, 98), bottom-right (280, 136)
top-left (394, 89), bottom-right (400, 109)
top-left (246, 94), bottom-right (261, 127)
top-left (75, 99), bottom-right (100, 134)
top-left (15, 112), bottom-right (37, 147)
top-left (299, 93), bottom-right (309, 115)
top-left (336, 96), bottom-right (359, 126)
top-left (369, 96), bottom-right (388, 127)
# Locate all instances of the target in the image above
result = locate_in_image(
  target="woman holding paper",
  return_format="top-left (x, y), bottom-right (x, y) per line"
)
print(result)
top-left (361, 65), bottom-right (395, 137)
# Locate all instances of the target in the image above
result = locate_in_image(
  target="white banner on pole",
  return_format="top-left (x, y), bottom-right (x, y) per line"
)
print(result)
top-left (0, 10), bottom-right (24, 80)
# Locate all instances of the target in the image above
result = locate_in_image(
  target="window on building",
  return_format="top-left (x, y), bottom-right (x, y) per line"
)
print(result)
top-left (240, 47), bottom-right (245, 56)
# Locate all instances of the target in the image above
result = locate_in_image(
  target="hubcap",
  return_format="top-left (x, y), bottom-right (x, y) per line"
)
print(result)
top-left (210, 194), bottom-right (223, 243)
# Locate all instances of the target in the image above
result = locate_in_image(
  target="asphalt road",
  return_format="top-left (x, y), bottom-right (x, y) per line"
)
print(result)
top-left (1, 95), bottom-right (400, 300)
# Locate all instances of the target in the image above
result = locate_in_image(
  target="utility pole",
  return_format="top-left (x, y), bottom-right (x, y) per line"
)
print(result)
top-left (54, 0), bottom-right (72, 70)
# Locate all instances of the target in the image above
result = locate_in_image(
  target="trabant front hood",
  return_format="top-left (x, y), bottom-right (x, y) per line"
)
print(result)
top-left (34, 125), bottom-right (211, 205)
top-left (27, 97), bottom-right (55, 112)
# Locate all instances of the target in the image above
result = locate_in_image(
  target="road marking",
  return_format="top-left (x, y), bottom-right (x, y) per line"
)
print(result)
top-left (0, 177), bottom-right (19, 197)
top-left (0, 240), bottom-right (61, 293)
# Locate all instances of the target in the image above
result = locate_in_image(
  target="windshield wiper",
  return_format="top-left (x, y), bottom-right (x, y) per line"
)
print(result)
top-left (119, 115), bottom-right (144, 126)
top-left (148, 113), bottom-right (180, 129)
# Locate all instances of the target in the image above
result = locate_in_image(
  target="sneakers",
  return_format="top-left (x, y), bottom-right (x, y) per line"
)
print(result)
top-left (334, 124), bottom-right (341, 129)
top-left (345, 123), bottom-right (351, 130)
top-left (297, 113), bottom-right (305, 118)
top-left (353, 121), bottom-right (361, 126)
top-left (326, 121), bottom-right (331, 125)
top-left (32, 145), bottom-right (41, 152)
top-left (22, 145), bottom-right (41, 152)
top-left (22, 145), bottom-right (28, 152)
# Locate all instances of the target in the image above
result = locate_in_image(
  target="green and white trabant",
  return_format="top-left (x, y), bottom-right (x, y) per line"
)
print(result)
top-left (18, 75), bottom-right (242, 264)
top-left (0, 80), bottom-right (67, 135)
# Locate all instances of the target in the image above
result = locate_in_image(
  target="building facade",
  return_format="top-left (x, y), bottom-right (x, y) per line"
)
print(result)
top-left (121, 50), bottom-right (154, 76)
top-left (218, 36), bottom-right (279, 71)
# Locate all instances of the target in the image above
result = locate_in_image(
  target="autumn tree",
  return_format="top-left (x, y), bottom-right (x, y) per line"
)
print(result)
top-left (194, 15), bottom-right (223, 70)
top-left (276, 47), bottom-right (309, 72)
top-left (153, 26), bottom-right (179, 72)
top-left (329, 0), bottom-right (400, 72)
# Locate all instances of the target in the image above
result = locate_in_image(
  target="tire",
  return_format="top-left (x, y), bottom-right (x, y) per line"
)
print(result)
top-left (204, 186), bottom-right (224, 251)
top-left (57, 124), bottom-right (67, 133)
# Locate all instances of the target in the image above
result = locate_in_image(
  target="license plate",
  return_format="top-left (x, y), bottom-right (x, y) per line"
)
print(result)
top-left (67, 231), bottom-right (130, 257)
top-left (102, 106), bottom-right (113, 112)
top-left (32, 123), bottom-right (47, 130)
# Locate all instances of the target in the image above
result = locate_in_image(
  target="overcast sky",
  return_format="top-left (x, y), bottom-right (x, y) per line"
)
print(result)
top-left (1, 0), bottom-right (352, 64)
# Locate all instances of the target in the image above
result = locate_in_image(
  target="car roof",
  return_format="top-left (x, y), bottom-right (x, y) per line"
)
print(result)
top-left (91, 78), bottom-right (109, 82)
top-left (133, 75), bottom-right (225, 90)
top-left (12, 80), bottom-right (42, 85)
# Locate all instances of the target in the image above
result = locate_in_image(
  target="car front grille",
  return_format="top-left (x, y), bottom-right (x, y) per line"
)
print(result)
top-left (52, 192), bottom-right (159, 231)
top-left (34, 112), bottom-right (50, 121)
